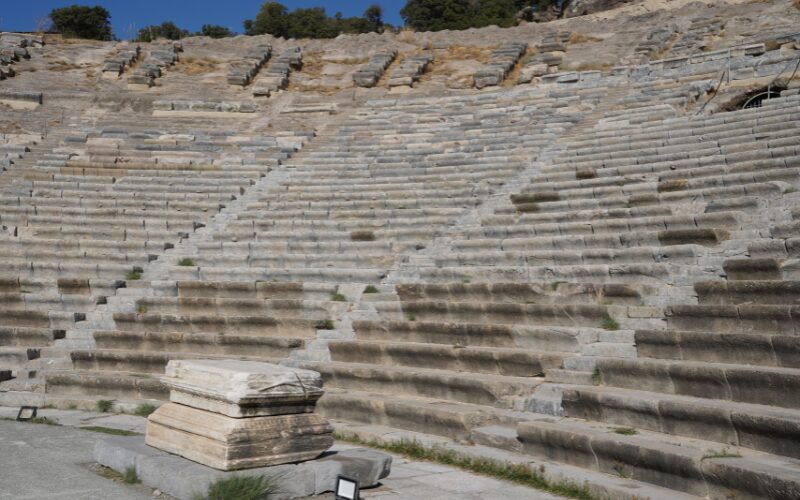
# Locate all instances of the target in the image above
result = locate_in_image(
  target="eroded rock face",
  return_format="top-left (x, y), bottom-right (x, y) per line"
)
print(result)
top-left (562, 0), bottom-right (632, 18)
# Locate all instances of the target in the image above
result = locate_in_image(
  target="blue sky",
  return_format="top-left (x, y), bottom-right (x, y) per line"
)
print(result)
top-left (1, 1), bottom-right (407, 39)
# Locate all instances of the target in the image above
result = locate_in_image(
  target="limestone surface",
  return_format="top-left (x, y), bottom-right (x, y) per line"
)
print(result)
top-left (146, 402), bottom-right (334, 470)
top-left (163, 359), bottom-right (324, 417)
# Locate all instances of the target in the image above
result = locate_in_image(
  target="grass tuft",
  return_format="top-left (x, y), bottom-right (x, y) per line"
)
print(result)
top-left (363, 285), bottom-right (379, 294)
top-left (123, 465), bottom-right (140, 484)
top-left (194, 475), bottom-right (276, 500)
top-left (333, 432), bottom-right (594, 500)
top-left (96, 400), bottom-right (114, 413)
top-left (407, 313), bottom-right (417, 321)
top-left (81, 426), bottom-right (141, 436)
top-left (125, 271), bottom-right (142, 281)
top-left (315, 319), bottom-right (335, 330)
top-left (134, 403), bottom-right (157, 418)
top-left (29, 416), bottom-right (60, 426)
top-left (601, 314), bottom-right (619, 331)
top-left (178, 258), bottom-right (196, 267)
top-left (331, 292), bottom-right (347, 302)
top-left (592, 366), bottom-right (602, 384)
top-left (136, 303), bottom-right (148, 314)
top-left (702, 448), bottom-right (743, 460)
top-left (613, 427), bottom-right (638, 436)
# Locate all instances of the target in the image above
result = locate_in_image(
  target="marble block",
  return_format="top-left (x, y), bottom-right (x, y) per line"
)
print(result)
top-left (146, 402), bottom-right (334, 471)
top-left (163, 359), bottom-right (324, 417)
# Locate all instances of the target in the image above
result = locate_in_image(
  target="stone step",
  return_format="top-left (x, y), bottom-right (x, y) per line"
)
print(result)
top-left (92, 330), bottom-right (304, 358)
top-left (695, 280), bottom-right (800, 304)
top-left (594, 357), bottom-right (800, 409)
top-left (69, 349), bottom-right (282, 375)
top-left (303, 360), bottom-right (543, 410)
top-left (44, 369), bottom-right (167, 400)
top-left (318, 389), bottom-right (494, 442)
top-left (112, 312), bottom-right (319, 337)
top-left (562, 384), bottom-right (800, 459)
top-left (635, 329), bottom-right (800, 368)
top-left (517, 414), bottom-right (800, 499)
top-left (327, 339), bottom-right (567, 377)
top-left (332, 419), bottom-right (703, 500)
top-left (665, 303), bottom-right (800, 334)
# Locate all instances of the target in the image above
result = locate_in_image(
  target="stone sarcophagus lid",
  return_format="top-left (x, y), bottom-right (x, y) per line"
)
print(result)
top-left (146, 359), bottom-right (334, 471)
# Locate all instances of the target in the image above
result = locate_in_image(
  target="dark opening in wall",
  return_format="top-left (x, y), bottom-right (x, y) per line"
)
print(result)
top-left (718, 84), bottom-right (787, 111)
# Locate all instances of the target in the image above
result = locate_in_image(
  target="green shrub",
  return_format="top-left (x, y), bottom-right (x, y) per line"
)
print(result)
top-left (194, 476), bottom-right (275, 500)
top-left (96, 400), bottom-right (114, 413)
top-left (134, 404), bottom-right (157, 418)
top-left (613, 427), bottom-right (638, 436)
top-left (331, 292), bottom-right (346, 302)
top-left (363, 285), bottom-right (379, 294)
top-left (123, 466), bottom-right (140, 484)
top-left (315, 319), bottom-right (335, 330)
top-left (126, 271), bottom-right (142, 281)
top-left (601, 314), bottom-right (619, 331)
top-left (178, 258), bottom-right (196, 267)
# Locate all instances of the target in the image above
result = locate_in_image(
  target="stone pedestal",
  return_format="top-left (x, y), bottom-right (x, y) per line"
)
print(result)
top-left (146, 359), bottom-right (334, 471)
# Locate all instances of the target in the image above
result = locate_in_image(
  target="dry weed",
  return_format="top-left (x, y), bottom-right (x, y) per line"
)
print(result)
top-left (176, 57), bottom-right (219, 75)
top-left (568, 32), bottom-right (603, 44)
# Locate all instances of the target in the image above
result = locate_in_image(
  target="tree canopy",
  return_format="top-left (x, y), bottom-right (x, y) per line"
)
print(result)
top-left (135, 21), bottom-right (190, 42)
top-left (201, 25), bottom-right (235, 38)
top-left (244, 2), bottom-right (387, 38)
top-left (400, 0), bottom-right (561, 31)
top-left (49, 5), bottom-right (113, 40)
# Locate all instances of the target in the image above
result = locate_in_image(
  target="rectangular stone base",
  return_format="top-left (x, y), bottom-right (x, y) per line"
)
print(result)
top-left (96, 436), bottom-right (391, 500)
top-left (146, 403), bottom-right (333, 470)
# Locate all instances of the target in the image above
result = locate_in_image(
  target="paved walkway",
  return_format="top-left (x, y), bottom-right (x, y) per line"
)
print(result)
top-left (0, 407), bottom-right (563, 500)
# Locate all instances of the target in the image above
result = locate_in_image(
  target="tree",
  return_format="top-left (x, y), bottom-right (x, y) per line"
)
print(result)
top-left (201, 25), bottom-right (234, 38)
top-left (400, 0), bottom-right (520, 31)
top-left (400, 0), bottom-right (471, 31)
top-left (364, 4), bottom-right (384, 33)
top-left (245, 1), bottom-right (386, 39)
top-left (49, 5), bottom-right (112, 40)
top-left (135, 21), bottom-right (190, 42)
top-left (247, 1), bottom-right (290, 38)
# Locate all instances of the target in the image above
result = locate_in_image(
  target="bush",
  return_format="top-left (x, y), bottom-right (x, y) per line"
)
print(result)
top-left (178, 258), bottom-right (196, 267)
top-left (96, 400), bottom-right (114, 413)
top-left (244, 1), bottom-right (387, 38)
top-left (136, 21), bottom-right (190, 42)
top-left (331, 292), bottom-right (346, 302)
top-left (134, 404), bottom-right (157, 417)
top-left (364, 285), bottom-right (379, 294)
top-left (201, 25), bottom-right (234, 38)
top-left (126, 271), bottom-right (141, 281)
top-left (49, 5), bottom-right (113, 41)
top-left (195, 476), bottom-right (275, 500)
top-left (123, 466), bottom-right (140, 484)
top-left (315, 319), bottom-right (335, 330)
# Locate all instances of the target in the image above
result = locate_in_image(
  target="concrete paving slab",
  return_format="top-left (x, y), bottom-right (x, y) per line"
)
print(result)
top-left (0, 420), bottom-right (151, 500)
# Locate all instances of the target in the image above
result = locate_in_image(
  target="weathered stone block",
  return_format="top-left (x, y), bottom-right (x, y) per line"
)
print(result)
top-left (146, 402), bottom-right (334, 470)
top-left (163, 359), bottom-right (324, 417)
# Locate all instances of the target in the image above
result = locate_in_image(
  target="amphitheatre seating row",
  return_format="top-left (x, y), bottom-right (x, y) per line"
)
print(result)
top-left (518, 32), bottom-right (569, 83)
top-left (0, 116), bottom-right (310, 395)
top-left (474, 42), bottom-right (528, 89)
top-left (227, 44), bottom-right (272, 86)
top-left (387, 53), bottom-right (433, 88)
top-left (253, 46), bottom-right (302, 97)
top-left (353, 49), bottom-right (397, 88)
top-left (310, 93), bottom-right (800, 497)
top-left (102, 45), bottom-right (140, 78)
top-left (128, 42), bottom-right (181, 88)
